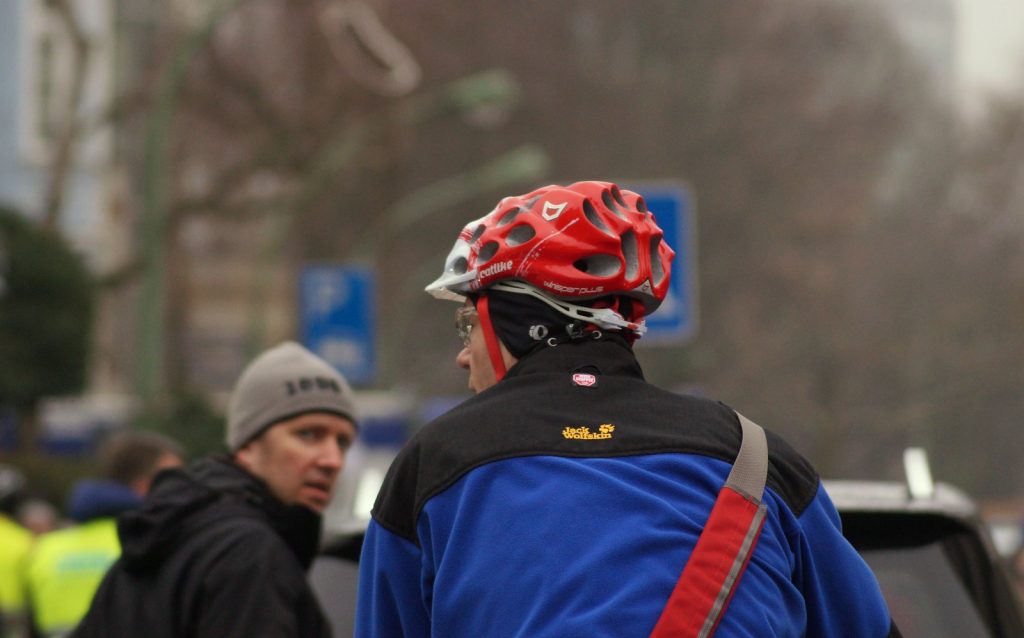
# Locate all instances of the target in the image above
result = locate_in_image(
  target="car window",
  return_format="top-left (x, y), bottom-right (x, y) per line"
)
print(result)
top-left (862, 543), bottom-right (992, 638)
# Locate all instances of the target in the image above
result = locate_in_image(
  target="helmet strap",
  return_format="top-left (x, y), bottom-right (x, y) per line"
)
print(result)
top-left (488, 280), bottom-right (647, 336)
top-left (475, 294), bottom-right (508, 381)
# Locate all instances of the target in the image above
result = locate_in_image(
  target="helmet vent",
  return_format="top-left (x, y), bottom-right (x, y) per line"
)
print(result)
top-left (471, 224), bottom-right (487, 243)
top-left (621, 230), bottom-right (639, 279)
top-left (478, 241), bottom-right (499, 263)
top-left (497, 207), bottom-right (522, 227)
top-left (650, 235), bottom-right (666, 285)
top-left (602, 189), bottom-right (627, 220)
top-left (635, 197), bottom-right (648, 213)
top-left (610, 185), bottom-right (628, 209)
top-left (452, 256), bottom-right (469, 275)
top-left (583, 199), bottom-right (609, 232)
top-left (573, 254), bottom-right (621, 277)
top-left (505, 224), bottom-right (536, 247)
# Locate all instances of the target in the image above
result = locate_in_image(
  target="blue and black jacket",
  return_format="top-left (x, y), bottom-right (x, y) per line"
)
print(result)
top-left (356, 337), bottom-right (897, 637)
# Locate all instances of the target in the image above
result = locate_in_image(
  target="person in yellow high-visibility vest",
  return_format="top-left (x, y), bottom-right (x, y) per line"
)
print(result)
top-left (25, 431), bottom-right (183, 638)
top-left (0, 464), bottom-right (32, 638)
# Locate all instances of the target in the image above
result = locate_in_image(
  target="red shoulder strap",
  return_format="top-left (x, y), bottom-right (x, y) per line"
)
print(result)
top-left (649, 413), bottom-right (769, 638)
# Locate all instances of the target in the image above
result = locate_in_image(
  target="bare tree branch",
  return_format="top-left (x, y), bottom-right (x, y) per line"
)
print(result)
top-left (41, 0), bottom-right (92, 231)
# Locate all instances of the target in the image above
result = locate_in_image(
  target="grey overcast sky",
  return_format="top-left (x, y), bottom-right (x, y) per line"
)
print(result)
top-left (955, 0), bottom-right (1024, 96)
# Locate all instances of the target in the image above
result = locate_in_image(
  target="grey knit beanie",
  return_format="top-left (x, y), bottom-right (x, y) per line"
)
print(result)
top-left (226, 341), bottom-right (358, 452)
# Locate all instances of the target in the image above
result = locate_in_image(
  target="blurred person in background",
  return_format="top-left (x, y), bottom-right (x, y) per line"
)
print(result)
top-left (356, 181), bottom-right (900, 637)
top-left (71, 342), bottom-right (358, 638)
top-left (16, 499), bottom-right (60, 537)
top-left (0, 464), bottom-right (31, 638)
top-left (24, 430), bottom-right (184, 638)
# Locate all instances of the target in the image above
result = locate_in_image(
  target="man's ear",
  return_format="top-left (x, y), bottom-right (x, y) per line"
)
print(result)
top-left (499, 341), bottom-right (518, 369)
top-left (234, 441), bottom-right (255, 471)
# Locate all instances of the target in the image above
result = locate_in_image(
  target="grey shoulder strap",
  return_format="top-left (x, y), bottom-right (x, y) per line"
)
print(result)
top-left (725, 412), bottom-right (768, 501)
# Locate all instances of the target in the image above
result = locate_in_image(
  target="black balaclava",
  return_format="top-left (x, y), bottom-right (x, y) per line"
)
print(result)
top-left (482, 289), bottom-right (635, 359)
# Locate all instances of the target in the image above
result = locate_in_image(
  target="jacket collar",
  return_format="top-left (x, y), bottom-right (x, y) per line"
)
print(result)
top-left (502, 334), bottom-right (645, 381)
top-left (207, 456), bottom-right (323, 569)
top-left (119, 456), bottom-right (322, 572)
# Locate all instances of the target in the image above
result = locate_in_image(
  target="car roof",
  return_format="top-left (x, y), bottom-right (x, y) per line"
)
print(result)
top-left (823, 479), bottom-right (978, 519)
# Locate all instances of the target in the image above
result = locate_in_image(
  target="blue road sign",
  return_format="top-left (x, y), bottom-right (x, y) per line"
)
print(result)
top-left (628, 183), bottom-right (698, 343)
top-left (299, 265), bottom-right (376, 386)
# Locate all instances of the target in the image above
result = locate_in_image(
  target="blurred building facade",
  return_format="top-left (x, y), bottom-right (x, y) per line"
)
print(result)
top-left (0, 0), bottom-right (118, 267)
top-left (3, 1), bottom-right (347, 430)
top-left (0, 0), bottom-right (141, 444)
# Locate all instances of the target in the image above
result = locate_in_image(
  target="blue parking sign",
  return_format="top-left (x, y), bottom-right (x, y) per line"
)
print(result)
top-left (299, 265), bottom-right (376, 386)
top-left (629, 183), bottom-right (698, 343)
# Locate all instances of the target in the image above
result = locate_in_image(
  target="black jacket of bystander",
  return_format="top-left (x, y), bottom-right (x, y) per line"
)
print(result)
top-left (70, 455), bottom-right (331, 638)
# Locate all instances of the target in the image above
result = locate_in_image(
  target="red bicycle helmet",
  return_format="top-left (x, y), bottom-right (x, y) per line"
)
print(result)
top-left (426, 180), bottom-right (674, 330)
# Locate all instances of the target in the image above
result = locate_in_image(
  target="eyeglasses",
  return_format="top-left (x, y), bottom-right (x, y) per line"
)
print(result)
top-left (455, 306), bottom-right (477, 347)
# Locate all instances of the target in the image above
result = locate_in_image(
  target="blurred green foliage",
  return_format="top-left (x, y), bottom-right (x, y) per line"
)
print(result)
top-left (0, 206), bottom-right (94, 410)
top-left (14, 453), bottom-right (96, 514)
top-left (7, 390), bottom-right (226, 513)
top-left (145, 392), bottom-right (226, 459)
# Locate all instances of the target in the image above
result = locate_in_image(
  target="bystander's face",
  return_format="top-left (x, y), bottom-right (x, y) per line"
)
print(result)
top-left (235, 412), bottom-right (356, 513)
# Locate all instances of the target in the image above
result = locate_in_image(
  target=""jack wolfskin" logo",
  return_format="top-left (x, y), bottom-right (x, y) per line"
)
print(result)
top-left (562, 424), bottom-right (615, 440)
